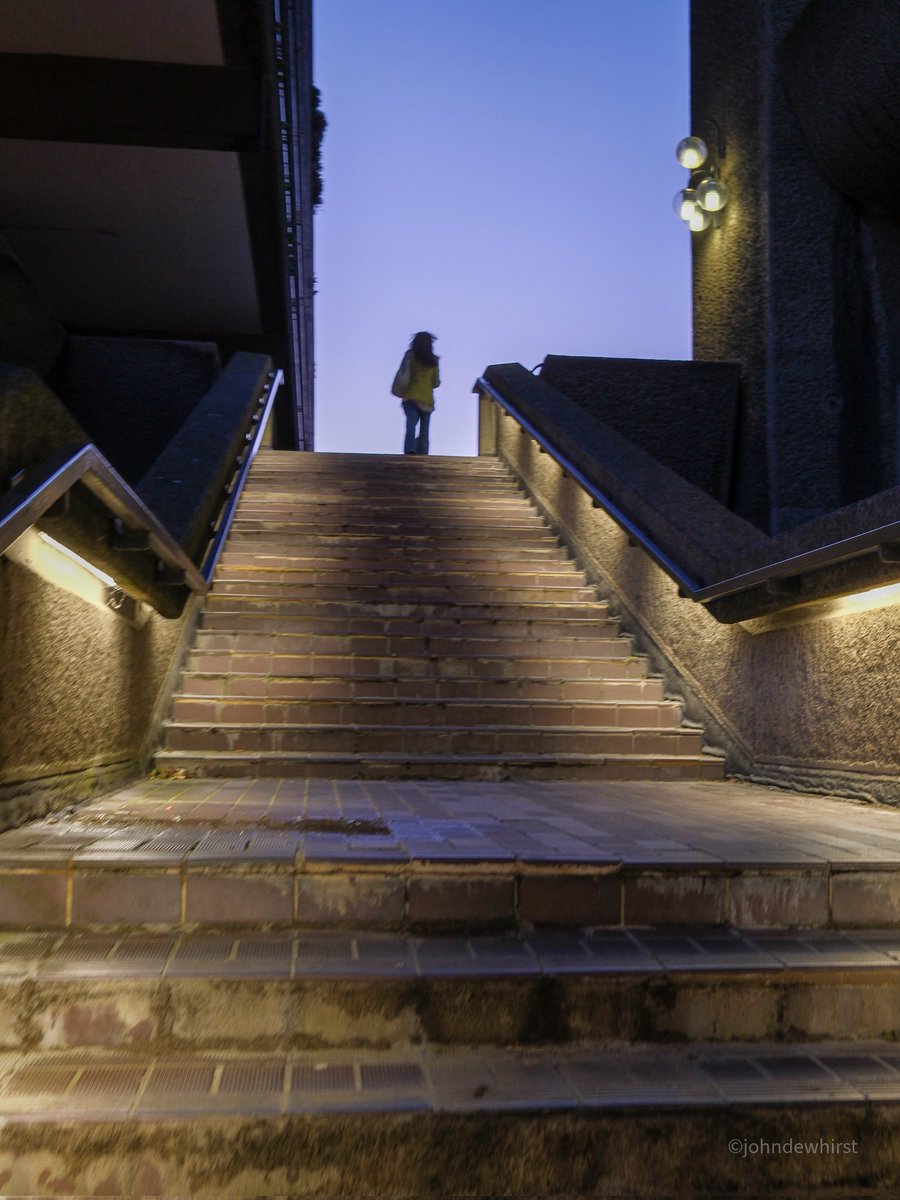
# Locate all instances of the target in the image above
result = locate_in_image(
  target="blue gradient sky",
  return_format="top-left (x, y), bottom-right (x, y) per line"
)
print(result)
top-left (313, 0), bottom-right (690, 456)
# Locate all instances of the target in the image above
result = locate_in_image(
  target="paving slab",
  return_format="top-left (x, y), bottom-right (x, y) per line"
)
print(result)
top-left (6, 777), bottom-right (900, 867)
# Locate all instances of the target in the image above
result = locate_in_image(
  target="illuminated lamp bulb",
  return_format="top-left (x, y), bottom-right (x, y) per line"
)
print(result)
top-left (673, 188), bottom-right (699, 222)
top-left (697, 176), bottom-right (729, 212)
top-left (688, 205), bottom-right (712, 232)
top-left (676, 136), bottom-right (708, 169)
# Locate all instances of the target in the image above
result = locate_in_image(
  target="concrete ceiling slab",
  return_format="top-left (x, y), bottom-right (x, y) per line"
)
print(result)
top-left (0, 140), bottom-right (261, 335)
top-left (0, 0), bottom-right (224, 64)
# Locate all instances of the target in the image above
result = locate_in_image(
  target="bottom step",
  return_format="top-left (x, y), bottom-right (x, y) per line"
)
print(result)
top-left (152, 749), bottom-right (725, 782)
top-left (0, 1043), bottom-right (892, 1197)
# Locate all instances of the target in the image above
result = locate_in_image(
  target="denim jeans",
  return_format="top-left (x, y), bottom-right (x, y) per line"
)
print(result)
top-left (402, 401), bottom-right (431, 454)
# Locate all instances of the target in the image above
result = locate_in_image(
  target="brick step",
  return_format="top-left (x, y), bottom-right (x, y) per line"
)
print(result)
top-left (152, 748), bottom-right (722, 781)
top-left (230, 517), bottom-right (547, 538)
top-left (231, 504), bottom-right (543, 521)
top-left (235, 491), bottom-right (534, 508)
top-left (253, 450), bottom-right (507, 469)
top-left (247, 487), bottom-right (524, 500)
top-left (212, 566), bottom-right (587, 589)
top-left (228, 525), bottom-right (548, 544)
top-left (185, 650), bottom-right (644, 682)
top-left (242, 462), bottom-right (518, 478)
top-left (251, 455), bottom-right (509, 470)
top-left (161, 718), bottom-right (702, 755)
top-left (4, 928), bottom-right (900, 1052)
top-left (222, 544), bottom-right (566, 567)
top-left (198, 611), bottom-right (621, 639)
top-left (202, 596), bottom-right (611, 621)
top-left (239, 493), bottom-right (525, 510)
top-left (161, 722), bottom-right (702, 759)
top-left (233, 505), bottom-right (538, 523)
top-left (223, 525), bottom-right (557, 545)
top-left (180, 672), bottom-right (664, 703)
top-left (171, 697), bottom-right (681, 729)
top-left (240, 477), bottom-right (523, 496)
top-left (225, 525), bottom-right (556, 544)
top-left (218, 544), bottom-right (571, 566)
top-left (190, 631), bottom-right (631, 659)
top-left (207, 582), bottom-right (601, 604)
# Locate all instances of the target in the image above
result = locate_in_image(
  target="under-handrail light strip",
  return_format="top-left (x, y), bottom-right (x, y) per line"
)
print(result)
top-left (0, 442), bottom-right (207, 593)
top-left (477, 376), bottom-right (900, 606)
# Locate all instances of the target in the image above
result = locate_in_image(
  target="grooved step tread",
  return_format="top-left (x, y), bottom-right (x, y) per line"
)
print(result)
top-left (0, 1042), bottom-right (894, 1119)
top-left (6, 927), bottom-right (898, 981)
top-left (5, 930), bottom-right (900, 1050)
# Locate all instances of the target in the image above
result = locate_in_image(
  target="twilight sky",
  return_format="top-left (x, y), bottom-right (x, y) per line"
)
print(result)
top-left (312, 0), bottom-right (691, 456)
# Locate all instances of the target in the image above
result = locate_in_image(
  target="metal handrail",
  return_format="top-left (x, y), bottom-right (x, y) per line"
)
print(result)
top-left (0, 367), bottom-right (283, 599)
top-left (0, 443), bottom-right (207, 592)
top-left (200, 367), bottom-right (283, 582)
top-left (477, 375), bottom-right (900, 604)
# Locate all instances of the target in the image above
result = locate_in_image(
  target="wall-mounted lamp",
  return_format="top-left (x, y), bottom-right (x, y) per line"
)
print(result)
top-left (674, 121), bottom-right (727, 232)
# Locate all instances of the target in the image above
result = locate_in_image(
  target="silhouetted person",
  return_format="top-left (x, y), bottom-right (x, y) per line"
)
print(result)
top-left (392, 331), bottom-right (440, 454)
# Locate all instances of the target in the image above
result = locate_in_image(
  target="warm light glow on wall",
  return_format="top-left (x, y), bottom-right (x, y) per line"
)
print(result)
top-left (4, 528), bottom-right (119, 612)
top-left (830, 581), bottom-right (900, 618)
top-left (742, 579), bottom-right (900, 634)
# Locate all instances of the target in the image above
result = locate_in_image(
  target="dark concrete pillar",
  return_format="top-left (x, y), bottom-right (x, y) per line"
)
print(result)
top-left (691, 0), bottom-right (900, 534)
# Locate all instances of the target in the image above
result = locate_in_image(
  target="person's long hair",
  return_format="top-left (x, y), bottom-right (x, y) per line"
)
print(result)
top-left (409, 331), bottom-right (438, 367)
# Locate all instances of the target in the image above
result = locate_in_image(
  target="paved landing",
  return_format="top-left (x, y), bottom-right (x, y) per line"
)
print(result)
top-left (6, 777), bottom-right (900, 868)
top-left (5, 778), bottom-right (900, 932)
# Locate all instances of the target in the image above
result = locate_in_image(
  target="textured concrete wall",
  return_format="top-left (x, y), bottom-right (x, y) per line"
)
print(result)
top-left (50, 336), bottom-right (220, 485)
top-left (0, 555), bottom-right (192, 831)
top-left (691, 0), bottom-right (900, 533)
top-left (538, 356), bottom-right (741, 505)
top-left (139, 352), bottom-right (272, 562)
top-left (492, 407), bottom-right (900, 804)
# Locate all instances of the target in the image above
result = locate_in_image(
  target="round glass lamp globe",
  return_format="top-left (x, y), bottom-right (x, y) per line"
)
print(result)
top-left (697, 176), bottom-right (729, 212)
top-left (676, 136), bottom-right (708, 169)
top-left (672, 188), bottom-right (699, 221)
top-left (688, 205), bottom-right (711, 232)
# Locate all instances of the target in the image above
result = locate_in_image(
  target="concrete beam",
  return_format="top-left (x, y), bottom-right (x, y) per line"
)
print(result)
top-left (0, 53), bottom-right (261, 151)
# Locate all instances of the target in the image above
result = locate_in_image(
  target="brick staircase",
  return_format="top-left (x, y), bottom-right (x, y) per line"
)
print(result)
top-left (4, 452), bottom-right (900, 1195)
top-left (156, 449), bottom-right (722, 782)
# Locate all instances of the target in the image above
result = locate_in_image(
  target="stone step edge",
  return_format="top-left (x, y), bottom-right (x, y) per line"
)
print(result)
top-left (4, 850), bottom-right (876, 932)
top-left (177, 669), bottom-right (654, 686)
top-left (0, 1041), bottom-right (893, 1126)
top-left (7, 925), bottom-right (900, 981)
top-left (162, 719), bottom-right (684, 734)
top-left (185, 651), bottom-right (640, 666)
top-left (153, 749), bottom-right (714, 767)
top-left (210, 577), bottom-right (592, 589)
top-left (5, 961), bottom-right (900, 1053)
top-left (171, 697), bottom-right (676, 712)
top-left (194, 624), bottom-right (624, 643)
top-left (201, 600), bottom-right (611, 614)
top-left (199, 610), bottom-right (611, 622)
